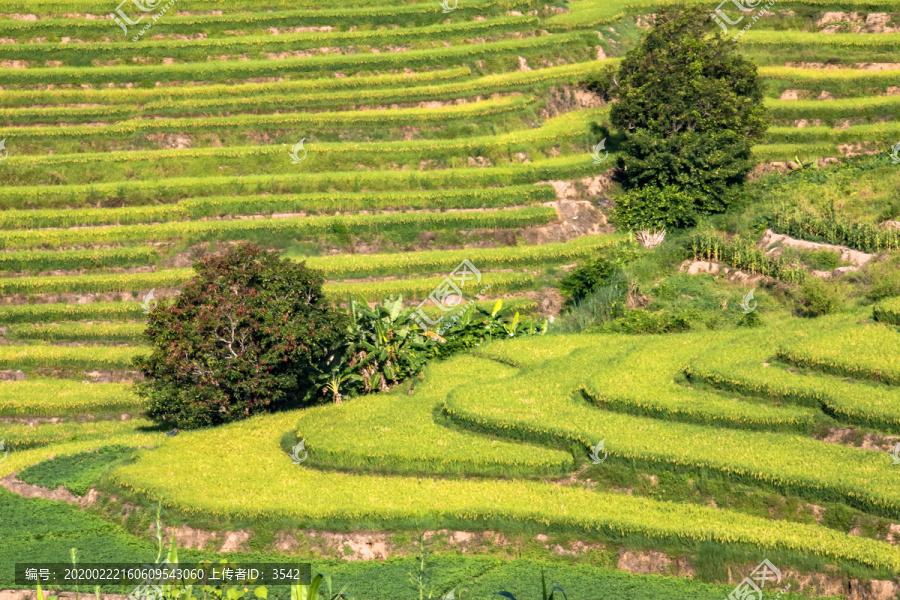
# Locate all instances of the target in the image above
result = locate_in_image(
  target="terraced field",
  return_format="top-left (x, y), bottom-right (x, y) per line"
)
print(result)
top-left (2, 0), bottom-right (900, 597)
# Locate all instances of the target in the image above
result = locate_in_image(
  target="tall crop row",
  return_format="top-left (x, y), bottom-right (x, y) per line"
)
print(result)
top-left (0, 247), bottom-right (158, 273)
top-left (301, 235), bottom-right (626, 279)
top-left (0, 186), bottom-right (556, 230)
top-left (0, 156), bottom-right (599, 209)
top-left (0, 68), bottom-right (472, 109)
top-left (0, 207), bottom-right (557, 250)
top-left (0, 16), bottom-right (541, 65)
top-left (0, 33), bottom-right (594, 85)
top-left (0, 96), bottom-right (535, 141)
top-left (0, 0), bottom-right (544, 38)
top-left (1, 63), bottom-right (607, 124)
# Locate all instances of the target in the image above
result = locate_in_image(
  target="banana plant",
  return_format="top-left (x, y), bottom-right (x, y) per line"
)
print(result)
top-left (789, 155), bottom-right (817, 174)
top-left (304, 337), bottom-right (361, 403)
top-left (346, 296), bottom-right (430, 387)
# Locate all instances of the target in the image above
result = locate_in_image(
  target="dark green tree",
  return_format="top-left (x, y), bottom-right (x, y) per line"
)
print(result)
top-left (610, 7), bottom-right (768, 221)
top-left (135, 244), bottom-right (349, 429)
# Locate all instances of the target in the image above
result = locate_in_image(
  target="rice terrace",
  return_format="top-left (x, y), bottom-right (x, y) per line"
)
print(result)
top-left (2, 0), bottom-right (900, 598)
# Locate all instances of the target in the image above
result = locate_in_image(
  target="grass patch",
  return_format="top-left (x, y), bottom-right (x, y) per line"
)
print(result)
top-left (18, 445), bottom-right (139, 496)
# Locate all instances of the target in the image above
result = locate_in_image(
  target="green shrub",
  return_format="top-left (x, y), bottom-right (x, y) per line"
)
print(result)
top-left (738, 308), bottom-right (764, 328)
top-left (601, 308), bottom-right (697, 335)
top-left (558, 257), bottom-right (619, 306)
top-left (135, 244), bottom-right (349, 429)
top-left (612, 186), bottom-right (698, 231)
top-left (319, 297), bottom-right (547, 402)
top-left (864, 255), bottom-right (900, 301)
top-left (429, 299), bottom-right (548, 357)
top-left (794, 279), bottom-right (844, 318)
top-left (801, 249), bottom-right (843, 271)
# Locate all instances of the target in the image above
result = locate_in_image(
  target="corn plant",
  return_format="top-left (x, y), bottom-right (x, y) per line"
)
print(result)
top-left (773, 211), bottom-right (900, 253)
top-left (690, 232), bottom-right (807, 283)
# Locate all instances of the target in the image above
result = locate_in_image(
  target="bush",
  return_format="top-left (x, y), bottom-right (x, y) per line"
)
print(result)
top-left (558, 257), bottom-right (619, 306)
top-left (738, 308), bottom-right (764, 328)
top-left (135, 244), bottom-right (349, 429)
top-left (554, 273), bottom-right (629, 333)
top-left (613, 186), bottom-right (698, 231)
top-left (794, 278), bottom-right (844, 317)
top-left (864, 255), bottom-right (900, 300)
top-left (800, 249), bottom-right (842, 271)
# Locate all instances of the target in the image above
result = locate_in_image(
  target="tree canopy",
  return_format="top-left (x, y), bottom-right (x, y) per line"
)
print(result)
top-left (135, 244), bottom-right (348, 429)
top-left (610, 7), bottom-right (769, 222)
